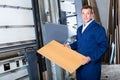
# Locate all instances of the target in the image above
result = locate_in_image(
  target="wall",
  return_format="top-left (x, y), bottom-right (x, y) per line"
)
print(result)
top-left (96, 0), bottom-right (110, 31)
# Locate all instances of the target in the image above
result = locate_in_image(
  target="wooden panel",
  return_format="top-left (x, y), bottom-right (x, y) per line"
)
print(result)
top-left (37, 40), bottom-right (86, 73)
top-left (119, 0), bottom-right (120, 24)
top-left (88, 0), bottom-right (101, 23)
top-left (118, 1), bottom-right (120, 64)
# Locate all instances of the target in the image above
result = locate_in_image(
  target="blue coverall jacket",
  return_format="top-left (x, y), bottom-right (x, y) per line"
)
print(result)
top-left (70, 20), bottom-right (108, 80)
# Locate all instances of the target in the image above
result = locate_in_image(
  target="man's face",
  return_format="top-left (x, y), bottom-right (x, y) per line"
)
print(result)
top-left (81, 8), bottom-right (93, 24)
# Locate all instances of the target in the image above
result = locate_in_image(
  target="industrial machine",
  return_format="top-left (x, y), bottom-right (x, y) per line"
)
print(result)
top-left (0, 0), bottom-right (113, 80)
top-left (0, 0), bottom-right (82, 79)
top-left (0, 0), bottom-right (39, 80)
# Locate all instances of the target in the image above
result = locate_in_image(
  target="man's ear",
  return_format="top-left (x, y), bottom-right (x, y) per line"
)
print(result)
top-left (90, 14), bottom-right (94, 19)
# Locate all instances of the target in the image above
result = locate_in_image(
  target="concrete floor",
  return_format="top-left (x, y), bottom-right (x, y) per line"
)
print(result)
top-left (101, 65), bottom-right (120, 80)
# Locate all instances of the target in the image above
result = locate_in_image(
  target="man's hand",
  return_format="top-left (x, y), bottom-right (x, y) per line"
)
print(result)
top-left (82, 56), bottom-right (91, 65)
top-left (64, 44), bottom-right (71, 48)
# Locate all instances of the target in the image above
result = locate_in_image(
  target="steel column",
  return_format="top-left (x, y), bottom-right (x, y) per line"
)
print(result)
top-left (31, 0), bottom-right (46, 80)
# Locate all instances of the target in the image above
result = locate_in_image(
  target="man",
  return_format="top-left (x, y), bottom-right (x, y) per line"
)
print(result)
top-left (70, 5), bottom-right (108, 80)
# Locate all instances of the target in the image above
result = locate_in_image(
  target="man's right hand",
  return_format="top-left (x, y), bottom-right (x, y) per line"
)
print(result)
top-left (64, 44), bottom-right (71, 48)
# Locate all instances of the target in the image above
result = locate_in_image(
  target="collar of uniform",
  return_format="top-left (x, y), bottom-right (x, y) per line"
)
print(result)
top-left (82, 19), bottom-right (94, 33)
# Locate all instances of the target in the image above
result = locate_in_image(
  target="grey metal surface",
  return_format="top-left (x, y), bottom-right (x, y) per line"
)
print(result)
top-left (0, 50), bottom-right (18, 60)
top-left (0, 42), bottom-right (36, 53)
top-left (42, 23), bottom-right (68, 80)
top-left (23, 51), bottom-right (39, 80)
top-left (43, 23), bottom-right (68, 44)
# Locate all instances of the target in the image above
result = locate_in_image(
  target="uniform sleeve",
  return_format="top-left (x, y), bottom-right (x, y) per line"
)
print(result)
top-left (70, 27), bottom-right (80, 51)
top-left (70, 41), bottom-right (77, 50)
top-left (90, 27), bottom-right (108, 62)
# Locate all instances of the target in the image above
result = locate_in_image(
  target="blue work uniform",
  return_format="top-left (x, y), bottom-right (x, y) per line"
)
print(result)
top-left (70, 20), bottom-right (108, 80)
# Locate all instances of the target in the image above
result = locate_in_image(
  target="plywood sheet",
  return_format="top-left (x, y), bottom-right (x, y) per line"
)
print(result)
top-left (37, 40), bottom-right (86, 73)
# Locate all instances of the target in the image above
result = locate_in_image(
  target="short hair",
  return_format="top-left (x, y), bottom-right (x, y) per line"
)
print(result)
top-left (81, 5), bottom-right (94, 13)
top-left (81, 5), bottom-right (93, 10)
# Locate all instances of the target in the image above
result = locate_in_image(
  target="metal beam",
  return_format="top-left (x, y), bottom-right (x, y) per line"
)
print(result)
top-left (31, 0), bottom-right (46, 80)
top-left (74, 0), bottom-right (83, 27)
